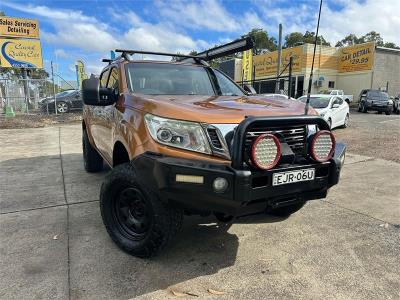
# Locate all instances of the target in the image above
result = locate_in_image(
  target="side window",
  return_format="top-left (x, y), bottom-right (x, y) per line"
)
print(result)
top-left (107, 68), bottom-right (119, 92)
top-left (338, 97), bottom-right (343, 105)
top-left (100, 69), bottom-right (110, 87)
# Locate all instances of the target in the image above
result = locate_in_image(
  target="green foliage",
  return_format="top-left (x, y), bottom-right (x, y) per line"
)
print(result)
top-left (242, 28), bottom-right (277, 54)
top-left (335, 31), bottom-right (399, 49)
top-left (284, 31), bottom-right (331, 48)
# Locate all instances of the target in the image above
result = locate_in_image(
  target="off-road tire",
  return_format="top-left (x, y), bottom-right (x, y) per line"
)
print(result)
top-left (82, 129), bottom-right (103, 172)
top-left (100, 163), bottom-right (183, 258)
top-left (268, 201), bottom-right (306, 217)
top-left (214, 212), bottom-right (234, 223)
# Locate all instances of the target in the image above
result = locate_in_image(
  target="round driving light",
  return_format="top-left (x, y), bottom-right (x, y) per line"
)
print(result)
top-left (212, 177), bottom-right (229, 193)
top-left (157, 128), bottom-right (172, 142)
top-left (251, 134), bottom-right (281, 170)
top-left (311, 130), bottom-right (336, 162)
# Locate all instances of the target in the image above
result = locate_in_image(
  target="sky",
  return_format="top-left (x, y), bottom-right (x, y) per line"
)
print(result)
top-left (1, 0), bottom-right (399, 81)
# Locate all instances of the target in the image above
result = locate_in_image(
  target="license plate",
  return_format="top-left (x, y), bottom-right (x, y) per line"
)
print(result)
top-left (272, 168), bottom-right (315, 186)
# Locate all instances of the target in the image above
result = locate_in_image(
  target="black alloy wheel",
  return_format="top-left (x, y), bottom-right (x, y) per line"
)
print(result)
top-left (114, 187), bottom-right (151, 240)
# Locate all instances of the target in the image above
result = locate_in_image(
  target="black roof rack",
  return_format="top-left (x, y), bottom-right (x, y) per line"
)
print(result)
top-left (102, 36), bottom-right (254, 65)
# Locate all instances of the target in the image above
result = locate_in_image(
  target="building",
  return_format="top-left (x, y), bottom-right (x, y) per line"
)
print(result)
top-left (219, 42), bottom-right (400, 100)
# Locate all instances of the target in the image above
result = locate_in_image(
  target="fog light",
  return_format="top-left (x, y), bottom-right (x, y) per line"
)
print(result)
top-left (176, 174), bottom-right (204, 184)
top-left (212, 177), bottom-right (228, 193)
top-left (311, 130), bottom-right (336, 162)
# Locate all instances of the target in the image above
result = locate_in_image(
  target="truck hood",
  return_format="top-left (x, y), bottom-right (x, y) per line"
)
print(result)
top-left (128, 94), bottom-right (314, 123)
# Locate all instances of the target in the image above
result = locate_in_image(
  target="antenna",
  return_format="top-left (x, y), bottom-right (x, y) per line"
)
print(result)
top-left (305, 0), bottom-right (323, 115)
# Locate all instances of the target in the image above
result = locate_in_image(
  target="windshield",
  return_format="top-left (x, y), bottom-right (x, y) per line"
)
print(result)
top-left (367, 90), bottom-right (389, 100)
top-left (125, 62), bottom-right (244, 96)
top-left (298, 96), bottom-right (331, 108)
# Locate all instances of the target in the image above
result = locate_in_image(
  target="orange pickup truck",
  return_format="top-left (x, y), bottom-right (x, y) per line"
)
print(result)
top-left (82, 44), bottom-right (346, 257)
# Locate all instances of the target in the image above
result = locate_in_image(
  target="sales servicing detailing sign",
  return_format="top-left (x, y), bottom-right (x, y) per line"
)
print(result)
top-left (0, 16), bottom-right (39, 39)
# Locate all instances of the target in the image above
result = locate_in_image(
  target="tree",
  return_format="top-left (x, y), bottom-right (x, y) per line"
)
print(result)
top-left (361, 31), bottom-right (384, 46)
top-left (335, 31), bottom-right (399, 49)
top-left (242, 28), bottom-right (277, 55)
top-left (284, 31), bottom-right (330, 48)
top-left (335, 34), bottom-right (363, 47)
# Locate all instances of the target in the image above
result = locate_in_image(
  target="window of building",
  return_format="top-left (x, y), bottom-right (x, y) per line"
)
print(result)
top-left (328, 81), bottom-right (335, 88)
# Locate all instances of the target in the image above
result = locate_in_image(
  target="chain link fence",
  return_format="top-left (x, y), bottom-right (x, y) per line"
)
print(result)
top-left (0, 77), bottom-right (54, 114)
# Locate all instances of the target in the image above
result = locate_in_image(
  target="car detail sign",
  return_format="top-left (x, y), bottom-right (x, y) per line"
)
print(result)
top-left (338, 42), bottom-right (374, 73)
top-left (0, 16), bottom-right (40, 39)
top-left (0, 38), bottom-right (43, 68)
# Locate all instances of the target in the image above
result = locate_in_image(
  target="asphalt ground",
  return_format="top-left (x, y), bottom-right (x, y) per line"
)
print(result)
top-left (0, 112), bottom-right (399, 300)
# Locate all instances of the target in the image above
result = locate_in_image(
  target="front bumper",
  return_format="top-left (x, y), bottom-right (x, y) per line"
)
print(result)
top-left (366, 102), bottom-right (391, 112)
top-left (132, 142), bottom-right (346, 216)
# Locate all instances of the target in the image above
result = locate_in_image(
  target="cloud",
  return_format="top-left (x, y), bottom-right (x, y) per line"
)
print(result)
top-left (321, 0), bottom-right (400, 45)
top-left (156, 0), bottom-right (240, 32)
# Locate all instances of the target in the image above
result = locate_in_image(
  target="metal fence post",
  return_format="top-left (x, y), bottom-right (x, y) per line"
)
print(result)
top-left (51, 61), bottom-right (57, 115)
top-left (288, 57), bottom-right (293, 99)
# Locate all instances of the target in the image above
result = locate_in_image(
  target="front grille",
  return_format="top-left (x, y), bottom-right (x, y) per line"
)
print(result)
top-left (245, 125), bottom-right (307, 155)
top-left (207, 128), bottom-right (223, 149)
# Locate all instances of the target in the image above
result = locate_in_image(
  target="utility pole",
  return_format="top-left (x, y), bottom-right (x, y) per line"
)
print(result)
top-left (275, 23), bottom-right (283, 93)
top-left (51, 61), bottom-right (57, 115)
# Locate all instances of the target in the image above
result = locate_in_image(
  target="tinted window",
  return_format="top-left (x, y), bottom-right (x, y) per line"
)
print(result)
top-left (125, 63), bottom-right (244, 96)
top-left (367, 90), bottom-right (389, 100)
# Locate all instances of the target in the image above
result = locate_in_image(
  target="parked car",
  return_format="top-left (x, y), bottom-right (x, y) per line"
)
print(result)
top-left (80, 46), bottom-right (346, 258)
top-left (358, 89), bottom-right (393, 115)
top-left (259, 93), bottom-right (290, 100)
top-left (40, 90), bottom-right (82, 113)
top-left (321, 90), bottom-right (353, 104)
top-left (297, 95), bottom-right (349, 129)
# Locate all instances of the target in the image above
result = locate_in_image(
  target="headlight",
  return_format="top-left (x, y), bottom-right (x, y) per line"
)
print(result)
top-left (144, 114), bottom-right (211, 154)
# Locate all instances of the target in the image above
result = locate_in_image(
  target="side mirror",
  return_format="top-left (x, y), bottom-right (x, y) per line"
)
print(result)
top-left (243, 84), bottom-right (256, 95)
top-left (332, 103), bottom-right (340, 109)
top-left (82, 78), bottom-right (117, 106)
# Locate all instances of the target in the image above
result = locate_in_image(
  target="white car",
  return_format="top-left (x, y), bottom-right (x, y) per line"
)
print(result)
top-left (259, 93), bottom-right (290, 100)
top-left (298, 94), bottom-right (349, 129)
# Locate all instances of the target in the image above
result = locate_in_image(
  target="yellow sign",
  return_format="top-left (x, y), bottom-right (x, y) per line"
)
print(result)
top-left (0, 16), bottom-right (39, 39)
top-left (241, 50), bottom-right (253, 81)
top-left (253, 47), bottom-right (302, 78)
top-left (76, 60), bottom-right (88, 89)
top-left (338, 42), bottom-right (374, 73)
top-left (0, 38), bottom-right (43, 68)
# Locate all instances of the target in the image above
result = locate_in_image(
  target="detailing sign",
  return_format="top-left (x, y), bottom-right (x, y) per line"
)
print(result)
top-left (338, 42), bottom-right (374, 73)
top-left (0, 16), bottom-right (39, 39)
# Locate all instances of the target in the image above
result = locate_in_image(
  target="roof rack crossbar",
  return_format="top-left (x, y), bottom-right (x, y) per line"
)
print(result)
top-left (115, 49), bottom-right (200, 60)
